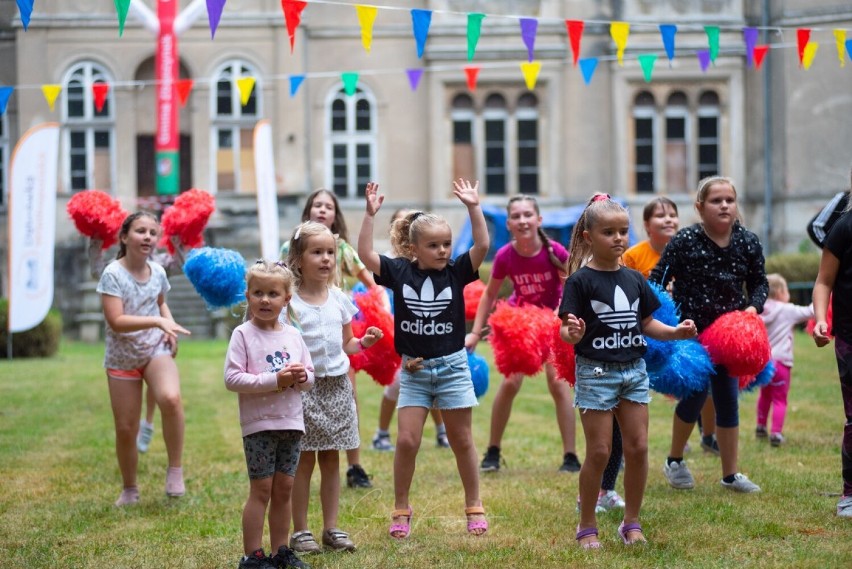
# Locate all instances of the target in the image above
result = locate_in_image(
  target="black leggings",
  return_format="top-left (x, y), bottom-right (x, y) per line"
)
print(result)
top-left (836, 336), bottom-right (852, 497)
top-left (675, 365), bottom-right (740, 428)
top-left (601, 418), bottom-right (622, 491)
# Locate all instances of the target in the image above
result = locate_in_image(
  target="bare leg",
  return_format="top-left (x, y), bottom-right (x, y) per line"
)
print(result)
top-left (393, 406), bottom-right (428, 514)
top-left (144, 355), bottom-right (184, 468)
top-left (243, 476), bottom-right (272, 554)
top-left (442, 407), bottom-right (485, 534)
top-left (346, 368), bottom-right (362, 468)
top-left (107, 376), bottom-right (143, 490)
top-left (612, 401), bottom-right (649, 543)
top-left (545, 363), bottom-right (577, 454)
top-left (317, 450), bottom-right (341, 530)
top-left (378, 395), bottom-right (397, 432)
top-left (577, 409), bottom-right (613, 547)
top-left (488, 373), bottom-right (524, 447)
top-left (291, 451), bottom-right (316, 532)
top-left (144, 385), bottom-right (156, 424)
top-left (269, 472), bottom-right (295, 551)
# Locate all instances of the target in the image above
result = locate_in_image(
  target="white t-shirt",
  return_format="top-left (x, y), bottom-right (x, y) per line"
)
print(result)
top-left (290, 287), bottom-right (358, 377)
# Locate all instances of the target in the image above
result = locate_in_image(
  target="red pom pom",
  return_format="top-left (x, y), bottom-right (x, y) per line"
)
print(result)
top-left (66, 190), bottom-right (128, 249)
top-left (487, 302), bottom-right (555, 377)
top-left (548, 320), bottom-right (576, 386)
top-left (699, 311), bottom-right (770, 378)
top-left (159, 189), bottom-right (215, 253)
top-left (348, 286), bottom-right (400, 386)
top-left (463, 280), bottom-right (486, 321)
top-left (805, 296), bottom-right (833, 338)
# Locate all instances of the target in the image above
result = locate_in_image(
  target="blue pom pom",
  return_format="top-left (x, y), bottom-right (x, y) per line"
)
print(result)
top-left (741, 360), bottom-right (776, 392)
top-left (648, 339), bottom-right (713, 399)
top-left (648, 281), bottom-right (680, 326)
top-left (468, 350), bottom-right (489, 398)
top-left (183, 247), bottom-right (247, 309)
top-left (644, 336), bottom-right (676, 373)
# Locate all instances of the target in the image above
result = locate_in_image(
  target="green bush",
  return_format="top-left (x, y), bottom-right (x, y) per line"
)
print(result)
top-left (0, 298), bottom-right (63, 358)
top-left (764, 252), bottom-right (821, 284)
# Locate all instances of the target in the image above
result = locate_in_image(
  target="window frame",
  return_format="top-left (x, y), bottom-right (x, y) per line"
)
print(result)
top-left (323, 84), bottom-right (378, 200)
top-left (0, 111), bottom-right (8, 206)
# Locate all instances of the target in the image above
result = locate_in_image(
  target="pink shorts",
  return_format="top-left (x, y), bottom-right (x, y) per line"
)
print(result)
top-left (107, 367), bottom-right (146, 380)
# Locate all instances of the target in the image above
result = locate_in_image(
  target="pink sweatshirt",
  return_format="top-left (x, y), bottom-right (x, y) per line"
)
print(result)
top-left (224, 320), bottom-right (315, 437)
top-left (760, 298), bottom-right (814, 368)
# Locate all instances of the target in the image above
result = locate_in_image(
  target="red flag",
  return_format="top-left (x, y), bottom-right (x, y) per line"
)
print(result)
top-left (92, 82), bottom-right (109, 112)
top-left (464, 66), bottom-right (480, 91)
top-left (176, 79), bottom-right (194, 107)
top-left (797, 28), bottom-right (810, 65)
top-left (281, 0), bottom-right (308, 53)
top-left (754, 45), bottom-right (769, 69)
top-left (565, 20), bottom-right (584, 66)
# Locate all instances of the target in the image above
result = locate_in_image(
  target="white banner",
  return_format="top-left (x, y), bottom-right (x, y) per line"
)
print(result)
top-left (254, 120), bottom-right (280, 261)
top-left (7, 123), bottom-right (60, 333)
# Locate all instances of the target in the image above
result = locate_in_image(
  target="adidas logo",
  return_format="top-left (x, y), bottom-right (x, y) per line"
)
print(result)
top-left (591, 285), bottom-right (639, 330)
top-left (403, 277), bottom-right (451, 318)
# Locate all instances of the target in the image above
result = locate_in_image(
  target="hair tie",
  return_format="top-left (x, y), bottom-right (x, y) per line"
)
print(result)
top-left (410, 211), bottom-right (424, 221)
top-left (275, 261), bottom-right (286, 267)
top-left (254, 259), bottom-right (264, 265)
top-left (592, 193), bottom-right (611, 203)
top-left (293, 226), bottom-right (302, 241)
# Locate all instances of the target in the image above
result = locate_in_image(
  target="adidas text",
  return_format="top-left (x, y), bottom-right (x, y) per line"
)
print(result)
top-left (592, 331), bottom-right (647, 350)
top-left (400, 319), bottom-right (454, 335)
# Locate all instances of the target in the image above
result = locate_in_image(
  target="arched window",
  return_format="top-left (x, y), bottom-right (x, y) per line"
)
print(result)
top-left (665, 91), bottom-right (689, 193)
top-left (697, 91), bottom-right (720, 180)
top-left (0, 111), bottom-right (8, 205)
top-left (633, 91), bottom-right (656, 193)
top-left (325, 85), bottom-right (376, 198)
top-left (483, 93), bottom-right (508, 195)
top-left (210, 59), bottom-right (261, 193)
top-left (451, 94), bottom-right (475, 181)
top-left (516, 93), bottom-right (539, 194)
top-left (62, 61), bottom-right (115, 192)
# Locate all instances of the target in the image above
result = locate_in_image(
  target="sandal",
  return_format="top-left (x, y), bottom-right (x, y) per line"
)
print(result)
top-left (576, 526), bottom-right (601, 550)
top-left (464, 506), bottom-right (488, 536)
top-left (389, 507), bottom-right (413, 539)
top-left (618, 521), bottom-right (646, 545)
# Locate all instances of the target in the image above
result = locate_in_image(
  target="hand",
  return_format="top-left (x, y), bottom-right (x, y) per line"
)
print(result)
top-left (452, 178), bottom-right (481, 207)
top-left (364, 181), bottom-right (384, 216)
top-left (464, 332), bottom-right (479, 351)
top-left (560, 314), bottom-right (586, 344)
top-left (278, 362), bottom-right (307, 388)
top-left (744, 306), bottom-right (758, 314)
top-left (812, 321), bottom-right (831, 347)
top-left (164, 334), bottom-right (179, 357)
top-left (361, 326), bottom-right (384, 348)
top-left (158, 317), bottom-right (191, 340)
top-left (404, 357), bottom-right (424, 373)
top-left (674, 319), bottom-right (698, 339)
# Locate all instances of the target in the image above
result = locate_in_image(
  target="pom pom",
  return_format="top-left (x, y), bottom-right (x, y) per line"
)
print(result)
top-left (699, 311), bottom-right (771, 377)
top-left (66, 190), bottom-right (128, 249)
top-left (647, 339), bottom-right (713, 399)
top-left (487, 302), bottom-right (554, 377)
top-left (159, 189), bottom-right (215, 253)
top-left (463, 280), bottom-right (486, 321)
top-left (348, 286), bottom-right (400, 386)
top-left (548, 321), bottom-right (576, 386)
top-left (740, 360), bottom-right (776, 392)
top-left (183, 247), bottom-right (246, 309)
top-left (468, 350), bottom-right (490, 398)
top-left (647, 281), bottom-right (680, 326)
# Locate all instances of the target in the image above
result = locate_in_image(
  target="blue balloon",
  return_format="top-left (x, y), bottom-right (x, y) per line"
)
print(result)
top-left (468, 350), bottom-right (489, 398)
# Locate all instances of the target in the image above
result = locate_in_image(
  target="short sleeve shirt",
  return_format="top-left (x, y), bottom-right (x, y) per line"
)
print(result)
top-left (622, 240), bottom-right (661, 279)
top-left (290, 287), bottom-right (359, 376)
top-left (824, 212), bottom-right (852, 340)
top-left (376, 252), bottom-right (478, 359)
top-left (491, 241), bottom-right (568, 310)
top-left (96, 260), bottom-right (171, 369)
top-left (559, 266), bottom-right (661, 362)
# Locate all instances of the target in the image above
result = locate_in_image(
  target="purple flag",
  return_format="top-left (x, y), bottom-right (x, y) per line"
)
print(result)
top-left (207, 0), bottom-right (226, 38)
top-left (289, 75), bottom-right (305, 97)
top-left (743, 27), bottom-right (759, 67)
top-left (579, 58), bottom-right (598, 85)
top-left (520, 18), bottom-right (538, 62)
top-left (0, 86), bottom-right (13, 115)
top-left (660, 24), bottom-right (677, 62)
top-left (16, 0), bottom-right (33, 31)
top-left (411, 9), bottom-right (432, 58)
top-left (406, 68), bottom-right (424, 91)
top-left (697, 50), bottom-right (711, 72)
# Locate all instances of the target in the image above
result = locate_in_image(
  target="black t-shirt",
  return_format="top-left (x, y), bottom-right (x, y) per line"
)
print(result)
top-left (823, 212), bottom-right (852, 341)
top-left (808, 191), bottom-right (850, 249)
top-left (559, 266), bottom-right (661, 363)
top-left (376, 252), bottom-right (478, 359)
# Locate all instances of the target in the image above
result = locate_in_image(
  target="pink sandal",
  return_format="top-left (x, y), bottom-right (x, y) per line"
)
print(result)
top-left (464, 506), bottom-right (488, 536)
top-left (389, 507), bottom-right (413, 539)
top-left (576, 526), bottom-right (601, 550)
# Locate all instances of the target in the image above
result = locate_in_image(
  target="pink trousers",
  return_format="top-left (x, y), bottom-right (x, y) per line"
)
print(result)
top-left (756, 361), bottom-right (791, 435)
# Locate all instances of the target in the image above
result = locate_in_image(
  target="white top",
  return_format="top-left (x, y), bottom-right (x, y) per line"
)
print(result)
top-left (290, 287), bottom-right (359, 377)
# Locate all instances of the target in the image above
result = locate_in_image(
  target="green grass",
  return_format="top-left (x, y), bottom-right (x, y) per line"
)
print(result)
top-left (1, 333), bottom-right (850, 568)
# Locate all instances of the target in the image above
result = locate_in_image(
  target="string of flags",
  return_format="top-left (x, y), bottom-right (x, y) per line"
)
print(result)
top-left (4, 0), bottom-right (852, 116)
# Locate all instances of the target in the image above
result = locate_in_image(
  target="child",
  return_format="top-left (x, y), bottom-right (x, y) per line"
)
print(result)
top-left (650, 176), bottom-right (768, 494)
top-left (560, 194), bottom-right (697, 548)
top-left (286, 221), bottom-right (384, 554)
top-left (358, 179), bottom-right (490, 539)
top-left (756, 274), bottom-right (814, 446)
top-left (464, 195), bottom-right (581, 473)
top-left (224, 261), bottom-right (314, 569)
top-left (281, 189), bottom-right (376, 489)
top-left (96, 212), bottom-right (190, 506)
top-left (812, 196), bottom-right (852, 518)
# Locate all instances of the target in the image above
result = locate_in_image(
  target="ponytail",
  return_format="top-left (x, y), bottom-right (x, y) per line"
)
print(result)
top-left (567, 193), bottom-right (627, 275)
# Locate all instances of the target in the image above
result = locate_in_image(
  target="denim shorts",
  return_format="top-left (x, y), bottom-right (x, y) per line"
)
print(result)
top-left (243, 430), bottom-right (302, 479)
top-left (574, 355), bottom-right (651, 411)
top-left (398, 348), bottom-right (478, 410)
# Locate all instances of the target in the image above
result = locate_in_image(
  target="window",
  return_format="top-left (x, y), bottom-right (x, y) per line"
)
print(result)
top-left (665, 92), bottom-right (689, 193)
top-left (62, 62), bottom-right (115, 192)
top-left (0, 112), bottom-right (7, 206)
top-left (633, 92), bottom-right (655, 193)
top-left (451, 94), bottom-right (475, 181)
top-left (517, 93), bottom-right (539, 194)
top-left (697, 91), bottom-right (720, 180)
top-left (325, 86), bottom-right (377, 198)
top-left (211, 60), bottom-right (261, 193)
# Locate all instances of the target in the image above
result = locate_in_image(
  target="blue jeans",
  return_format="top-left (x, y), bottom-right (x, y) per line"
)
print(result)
top-left (574, 355), bottom-right (651, 411)
top-left (398, 348), bottom-right (478, 410)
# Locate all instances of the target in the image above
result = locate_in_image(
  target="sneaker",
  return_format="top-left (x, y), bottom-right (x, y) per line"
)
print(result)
top-left (345, 464), bottom-right (372, 489)
top-left (372, 433), bottom-right (395, 452)
top-left (559, 452), bottom-right (582, 473)
top-left (436, 432), bottom-right (450, 448)
top-left (769, 433), bottom-right (785, 447)
top-left (701, 435), bottom-right (720, 456)
top-left (596, 490), bottom-right (626, 511)
top-left (755, 425), bottom-right (768, 439)
top-left (165, 466), bottom-right (185, 497)
top-left (663, 460), bottom-right (695, 490)
top-left (289, 530), bottom-right (321, 554)
top-left (720, 473), bottom-right (761, 493)
top-left (837, 495), bottom-right (852, 518)
top-left (480, 446), bottom-right (502, 472)
top-left (239, 549), bottom-right (275, 569)
top-left (114, 486), bottom-right (139, 507)
top-left (271, 546), bottom-right (310, 569)
top-left (137, 419), bottom-right (154, 453)
top-left (321, 528), bottom-right (356, 552)
top-left (576, 495), bottom-right (607, 514)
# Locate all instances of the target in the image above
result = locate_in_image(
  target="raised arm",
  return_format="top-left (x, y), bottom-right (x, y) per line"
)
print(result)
top-left (452, 178), bottom-right (489, 269)
top-left (358, 181), bottom-right (383, 275)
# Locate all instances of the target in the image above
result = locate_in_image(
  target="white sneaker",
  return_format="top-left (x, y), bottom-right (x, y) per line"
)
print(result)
top-left (596, 490), bottom-right (626, 511)
top-left (137, 420), bottom-right (154, 453)
top-left (663, 460), bottom-right (695, 489)
top-left (837, 495), bottom-right (852, 518)
top-left (720, 473), bottom-right (761, 493)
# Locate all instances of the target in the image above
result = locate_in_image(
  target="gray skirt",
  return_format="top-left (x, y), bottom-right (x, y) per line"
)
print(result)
top-left (300, 373), bottom-right (360, 451)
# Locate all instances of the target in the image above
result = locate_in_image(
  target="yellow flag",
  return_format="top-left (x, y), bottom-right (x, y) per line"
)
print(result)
top-left (356, 5), bottom-right (378, 53)
top-left (236, 77), bottom-right (256, 106)
top-left (41, 84), bottom-right (62, 112)
top-left (610, 22), bottom-right (630, 66)
top-left (834, 29), bottom-right (846, 67)
top-left (803, 42), bottom-right (819, 70)
top-left (520, 61), bottom-right (541, 90)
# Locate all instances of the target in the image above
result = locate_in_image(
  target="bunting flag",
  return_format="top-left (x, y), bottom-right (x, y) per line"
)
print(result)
top-left (797, 28), bottom-right (811, 65)
top-left (16, 0), bottom-right (33, 31)
top-left (92, 82), bottom-right (109, 112)
top-left (0, 86), bottom-right (13, 115)
top-left (207, 0), bottom-right (226, 39)
top-left (638, 54), bottom-right (657, 82)
top-left (579, 57), bottom-right (597, 85)
top-left (289, 74), bottom-right (305, 97)
top-left (342, 71), bottom-right (359, 95)
top-left (743, 27), bottom-right (759, 67)
top-left (520, 61), bottom-right (541, 90)
top-left (282, 0), bottom-right (308, 54)
top-left (41, 84), bottom-right (61, 111)
top-left (610, 22), bottom-right (630, 66)
top-left (659, 24), bottom-right (677, 62)
top-left (705, 25), bottom-right (720, 63)
top-left (467, 13), bottom-right (485, 61)
top-left (847, 39), bottom-right (852, 61)
top-left (236, 76), bottom-right (255, 106)
top-left (697, 50), bottom-right (711, 72)
top-left (464, 66), bottom-right (480, 91)
top-left (176, 79), bottom-right (194, 106)
top-left (802, 42), bottom-right (819, 70)
top-left (834, 29), bottom-right (846, 67)
top-left (411, 9), bottom-right (432, 58)
top-left (754, 45), bottom-right (769, 69)
top-left (519, 18), bottom-right (537, 62)
top-left (114, 0), bottom-right (130, 37)
top-left (356, 5), bottom-right (378, 53)
top-left (406, 68), bottom-right (424, 91)
top-left (565, 20), bottom-right (584, 66)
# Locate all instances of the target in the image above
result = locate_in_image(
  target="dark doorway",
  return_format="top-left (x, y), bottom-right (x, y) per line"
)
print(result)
top-left (136, 134), bottom-right (193, 197)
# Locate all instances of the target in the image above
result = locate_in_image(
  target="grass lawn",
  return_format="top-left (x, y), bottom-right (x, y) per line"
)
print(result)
top-left (1, 332), bottom-right (850, 568)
